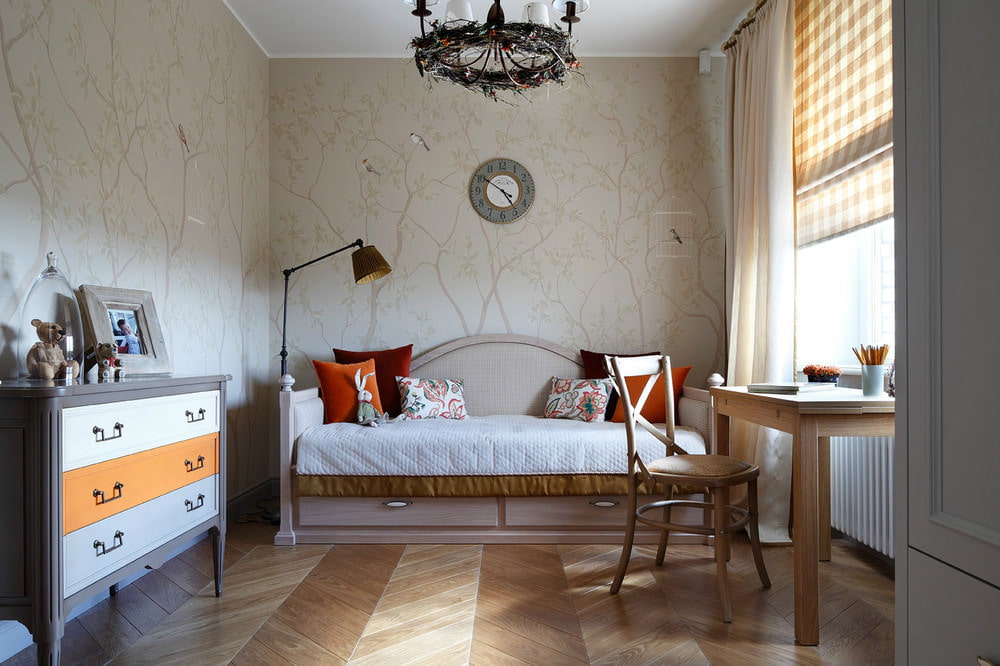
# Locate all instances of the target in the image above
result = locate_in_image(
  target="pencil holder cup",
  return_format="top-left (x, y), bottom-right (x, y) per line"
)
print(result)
top-left (861, 364), bottom-right (884, 396)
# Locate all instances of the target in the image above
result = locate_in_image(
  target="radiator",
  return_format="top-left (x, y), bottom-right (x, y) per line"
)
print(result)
top-left (830, 436), bottom-right (894, 558)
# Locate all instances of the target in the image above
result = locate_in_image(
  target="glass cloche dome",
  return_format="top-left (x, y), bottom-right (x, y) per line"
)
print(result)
top-left (18, 251), bottom-right (84, 381)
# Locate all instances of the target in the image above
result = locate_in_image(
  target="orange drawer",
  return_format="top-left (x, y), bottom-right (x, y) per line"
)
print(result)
top-left (63, 433), bottom-right (218, 534)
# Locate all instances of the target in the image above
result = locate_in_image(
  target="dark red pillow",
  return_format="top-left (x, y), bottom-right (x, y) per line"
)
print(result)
top-left (580, 349), bottom-right (658, 380)
top-left (580, 349), bottom-right (691, 422)
top-left (333, 344), bottom-right (413, 417)
top-left (580, 349), bottom-right (658, 420)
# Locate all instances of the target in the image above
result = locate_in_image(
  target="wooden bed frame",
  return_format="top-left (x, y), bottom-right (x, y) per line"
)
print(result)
top-left (275, 334), bottom-right (716, 545)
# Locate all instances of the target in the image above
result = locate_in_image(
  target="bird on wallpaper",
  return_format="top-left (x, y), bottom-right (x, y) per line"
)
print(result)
top-left (669, 228), bottom-right (683, 244)
top-left (410, 132), bottom-right (431, 151)
top-left (362, 159), bottom-right (381, 176)
top-left (177, 123), bottom-right (190, 153)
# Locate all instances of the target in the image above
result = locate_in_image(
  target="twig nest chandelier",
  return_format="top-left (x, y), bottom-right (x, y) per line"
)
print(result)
top-left (404, 0), bottom-right (589, 100)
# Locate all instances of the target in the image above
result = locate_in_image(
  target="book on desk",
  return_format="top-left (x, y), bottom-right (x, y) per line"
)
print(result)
top-left (746, 381), bottom-right (838, 394)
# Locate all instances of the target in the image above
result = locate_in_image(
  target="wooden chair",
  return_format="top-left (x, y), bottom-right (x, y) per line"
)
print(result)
top-left (605, 353), bottom-right (770, 622)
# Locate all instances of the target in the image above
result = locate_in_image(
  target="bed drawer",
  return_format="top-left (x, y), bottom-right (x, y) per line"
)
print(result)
top-left (299, 496), bottom-right (499, 527)
top-left (63, 390), bottom-right (220, 470)
top-left (505, 496), bottom-right (630, 527)
top-left (63, 475), bottom-right (218, 596)
top-left (63, 433), bottom-right (218, 534)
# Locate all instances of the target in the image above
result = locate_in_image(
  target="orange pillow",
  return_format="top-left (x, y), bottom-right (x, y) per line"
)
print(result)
top-left (333, 344), bottom-right (413, 417)
top-left (312, 359), bottom-right (382, 424)
top-left (610, 366), bottom-right (692, 423)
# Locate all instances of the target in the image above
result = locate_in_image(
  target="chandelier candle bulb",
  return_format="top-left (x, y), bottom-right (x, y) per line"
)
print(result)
top-left (523, 2), bottom-right (551, 25)
top-left (445, 0), bottom-right (474, 22)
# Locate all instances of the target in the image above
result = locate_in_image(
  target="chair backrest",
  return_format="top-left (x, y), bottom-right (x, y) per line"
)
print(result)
top-left (605, 354), bottom-right (680, 467)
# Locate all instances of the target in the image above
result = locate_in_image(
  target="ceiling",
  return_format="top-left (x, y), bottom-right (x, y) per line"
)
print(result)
top-left (223, 0), bottom-right (755, 59)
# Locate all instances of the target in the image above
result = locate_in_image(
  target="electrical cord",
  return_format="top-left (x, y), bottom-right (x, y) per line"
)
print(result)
top-left (234, 496), bottom-right (280, 525)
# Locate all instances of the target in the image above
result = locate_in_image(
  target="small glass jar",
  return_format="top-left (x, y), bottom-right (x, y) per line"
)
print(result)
top-left (18, 251), bottom-right (84, 382)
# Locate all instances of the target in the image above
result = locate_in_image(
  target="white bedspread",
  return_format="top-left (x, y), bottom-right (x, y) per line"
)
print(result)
top-left (295, 414), bottom-right (706, 477)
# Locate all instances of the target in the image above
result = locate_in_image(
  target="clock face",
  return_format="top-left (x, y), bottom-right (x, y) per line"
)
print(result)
top-left (469, 158), bottom-right (535, 224)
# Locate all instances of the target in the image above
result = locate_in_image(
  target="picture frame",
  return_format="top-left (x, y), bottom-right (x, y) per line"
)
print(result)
top-left (78, 284), bottom-right (171, 375)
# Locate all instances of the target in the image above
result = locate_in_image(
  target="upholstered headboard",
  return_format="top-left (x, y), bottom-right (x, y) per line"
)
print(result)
top-left (410, 334), bottom-right (583, 416)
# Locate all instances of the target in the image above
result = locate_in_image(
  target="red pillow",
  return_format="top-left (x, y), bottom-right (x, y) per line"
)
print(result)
top-left (581, 349), bottom-right (665, 421)
top-left (580, 349), bottom-right (656, 379)
top-left (313, 358), bottom-right (382, 424)
top-left (609, 366), bottom-right (692, 424)
top-left (333, 344), bottom-right (413, 417)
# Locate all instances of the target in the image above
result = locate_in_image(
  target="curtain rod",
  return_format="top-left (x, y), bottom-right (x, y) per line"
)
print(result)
top-left (722, 0), bottom-right (771, 51)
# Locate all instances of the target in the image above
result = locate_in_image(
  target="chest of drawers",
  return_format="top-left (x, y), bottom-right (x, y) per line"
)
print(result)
top-left (0, 375), bottom-right (227, 665)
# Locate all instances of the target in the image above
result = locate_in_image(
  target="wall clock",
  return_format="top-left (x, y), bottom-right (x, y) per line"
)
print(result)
top-left (469, 158), bottom-right (535, 224)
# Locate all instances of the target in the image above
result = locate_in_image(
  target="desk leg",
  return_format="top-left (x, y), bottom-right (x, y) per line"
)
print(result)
top-left (714, 410), bottom-right (730, 456)
top-left (793, 416), bottom-right (820, 646)
top-left (819, 435), bottom-right (831, 561)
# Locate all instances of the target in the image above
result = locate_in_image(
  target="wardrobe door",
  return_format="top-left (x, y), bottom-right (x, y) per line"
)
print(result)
top-left (896, 1), bottom-right (1000, 663)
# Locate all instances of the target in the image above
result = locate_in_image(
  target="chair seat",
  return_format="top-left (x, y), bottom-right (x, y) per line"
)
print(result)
top-left (648, 454), bottom-right (754, 478)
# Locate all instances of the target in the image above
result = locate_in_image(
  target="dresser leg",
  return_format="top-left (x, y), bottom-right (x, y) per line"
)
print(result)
top-left (211, 525), bottom-right (224, 597)
top-left (109, 582), bottom-right (119, 596)
top-left (37, 638), bottom-right (61, 665)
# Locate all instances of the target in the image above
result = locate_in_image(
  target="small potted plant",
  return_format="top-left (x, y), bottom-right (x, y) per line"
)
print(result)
top-left (803, 364), bottom-right (841, 383)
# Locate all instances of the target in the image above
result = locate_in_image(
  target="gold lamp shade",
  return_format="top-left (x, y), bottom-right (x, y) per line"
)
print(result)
top-left (352, 244), bottom-right (392, 284)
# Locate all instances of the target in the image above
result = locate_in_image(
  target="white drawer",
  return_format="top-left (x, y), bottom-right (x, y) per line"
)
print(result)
top-left (63, 391), bottom-right (220, 470)
top-left (505, 496), bottom-right (629, 527)
top-left (299, 496), bottom-right (498, 527)
top-left (63, 475), bottom-right (218, 596)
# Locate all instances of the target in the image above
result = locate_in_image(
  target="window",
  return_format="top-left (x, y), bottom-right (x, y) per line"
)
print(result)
top-left (796, 219), bottom-right (894, 369)
top-left (793, 0), bottom-right (893, 372)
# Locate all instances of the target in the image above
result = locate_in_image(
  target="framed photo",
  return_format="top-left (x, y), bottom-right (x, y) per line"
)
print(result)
top-left (78, 284), bottom-right (171, 375)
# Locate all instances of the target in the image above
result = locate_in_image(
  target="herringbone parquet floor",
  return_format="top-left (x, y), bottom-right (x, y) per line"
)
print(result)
top-left (5, 520), bottom-right (894, 665)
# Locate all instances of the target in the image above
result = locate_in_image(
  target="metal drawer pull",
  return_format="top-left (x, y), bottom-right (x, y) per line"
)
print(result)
top-left (93, 530), bottom-right (125, 557)
top-left (383, 500), bottom-right (411, 508)
top-left (185, 455), bottom-right (206, 472)
top-left (93, 481), bottom-right (124, 505)
top-left (590, 499), bottom-right (619, 508)
top-left (92, 422), bottom-right (124, 442)
top-left (185, 408), bottom-right (207, 423)
top-left (185, 494), bottom-right (206, 512)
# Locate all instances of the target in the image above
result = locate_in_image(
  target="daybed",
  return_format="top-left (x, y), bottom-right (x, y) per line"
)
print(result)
top-left (275, 334), bottom-right (720, 545)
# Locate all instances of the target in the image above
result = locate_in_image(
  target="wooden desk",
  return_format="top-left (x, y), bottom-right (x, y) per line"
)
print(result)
top-left (710, 386), bottom-right (894, 646)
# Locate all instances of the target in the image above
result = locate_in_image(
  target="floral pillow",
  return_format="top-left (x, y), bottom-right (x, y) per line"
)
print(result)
top-left (397, 376), bottom-right (467, 420)
top-left (543, 377), bottom-right (614, 422)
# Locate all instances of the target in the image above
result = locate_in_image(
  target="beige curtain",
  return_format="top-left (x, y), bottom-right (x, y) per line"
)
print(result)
top-left (723, 0), bottom-right (796, 543)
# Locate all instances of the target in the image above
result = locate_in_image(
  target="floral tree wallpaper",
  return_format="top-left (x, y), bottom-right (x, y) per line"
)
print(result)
top-left (0, 0), bottom-right (728, 507)
top-left (0, 1), bottom-right (270, 494)
top-left (271, 57), bottom-right (728, 389)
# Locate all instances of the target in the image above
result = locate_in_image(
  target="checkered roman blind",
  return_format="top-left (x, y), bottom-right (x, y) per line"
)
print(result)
top-left (794, 0), bottom-right (893, 247)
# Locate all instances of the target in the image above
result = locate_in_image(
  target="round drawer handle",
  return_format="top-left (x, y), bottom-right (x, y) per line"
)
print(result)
top-left (382, 500), bottom-right (412, 508)
top-left (590, 499), bottom-right (619, 508)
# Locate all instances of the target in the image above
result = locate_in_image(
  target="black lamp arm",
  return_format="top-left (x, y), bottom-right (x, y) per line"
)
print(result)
top-left (279, 239), bottom-right (364, 378)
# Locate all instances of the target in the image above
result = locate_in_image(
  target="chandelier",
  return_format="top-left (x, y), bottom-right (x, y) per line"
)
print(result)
top-left (404, 0), bottom-right (589, 100)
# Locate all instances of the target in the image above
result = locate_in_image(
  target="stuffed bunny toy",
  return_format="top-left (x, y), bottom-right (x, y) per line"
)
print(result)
top-left (355, 368), bottom-right (385, 426)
